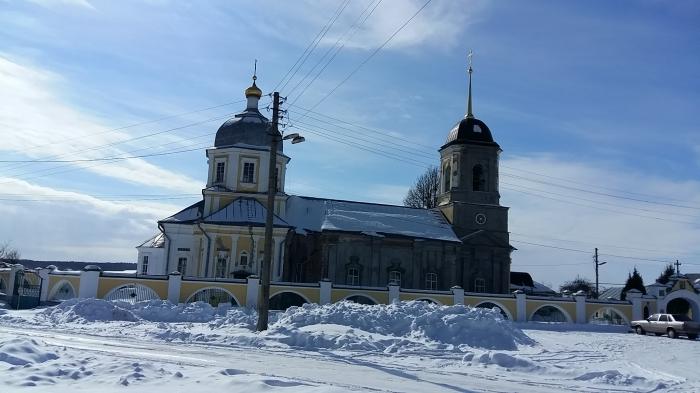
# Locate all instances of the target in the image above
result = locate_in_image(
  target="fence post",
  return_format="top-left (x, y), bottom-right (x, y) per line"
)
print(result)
top-left (574, 290), bottom-right (587, 324)
top-left (79, 265), bottom-right (102, 298)
top-left (319, 279), bottom-right (332, 305)
top-left (246, 275), bottom-right (259, 308)
top-left (451, 286), bottom-right (464, 306)
top-left (6, 264), bottom-right (23, 301)
top-left (388, 283), bottom-right (400, 304)
top-left (627, 289), bottom-right (643, 320)
top-left (38, 267), bottom-right (51, 302)
top-left (167, 272), bottom-right (182, 304)
top-left (514, 290), bottom-right (527, 322)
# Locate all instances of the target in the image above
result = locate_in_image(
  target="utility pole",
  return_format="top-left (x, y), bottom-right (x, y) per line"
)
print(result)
top-left (594, 248), bottom-right (606, 299)
top-left (257, 91), bottom-right (280, 332)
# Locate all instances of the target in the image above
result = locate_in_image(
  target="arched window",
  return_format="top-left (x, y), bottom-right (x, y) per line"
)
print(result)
top-left (474, 278), bottom-right (486, 293)
top-left (347, 267), bottom-right (360, 286)
top-left (389, 270), bottom-right (401, 286)
top-left (215, 162), bottom-right (225, 183)
top-left (443, 165), bottom-right (451, 192)
top-left (238, 251), bottom-right (249, 267)
top-left (425, 273), bottom-right (437, 290)
top-left (473, 164), bottom-right (485, 191)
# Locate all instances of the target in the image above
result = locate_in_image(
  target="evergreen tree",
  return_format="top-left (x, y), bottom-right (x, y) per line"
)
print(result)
top-left (403, 166), bottom-right (440, 209)
top-left (656, 264), bottom-right (676, 284)
top-left (621, 268), bottom-right (646, 300)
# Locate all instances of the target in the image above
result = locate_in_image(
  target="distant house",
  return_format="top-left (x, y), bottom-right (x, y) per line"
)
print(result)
top-left (510, 271), bottom-right (556, 296)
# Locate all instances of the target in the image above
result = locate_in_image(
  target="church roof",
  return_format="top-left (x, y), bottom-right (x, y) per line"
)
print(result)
top-left (442, 116), bottom-right (499, 149)
top-left (203, 198), bottom-right (289, 227)
top-left (285, 196), bottom-right (460, 242)
top-left (213, 76), bottom-right (283, 151)
top-left (136, 232), bottom-right (165, 248)
top-left (160, 200), bottom-right (204, 224)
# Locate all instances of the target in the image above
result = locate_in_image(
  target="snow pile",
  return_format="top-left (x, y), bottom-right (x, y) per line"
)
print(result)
top-left (0, 339), bottom-right (58, 366)
top-left (39, 298), bottom-right (257, 326)
top-left (40, 298), bottom-right (140, 323)
top-left (268, 301), bottom-right (535, 350)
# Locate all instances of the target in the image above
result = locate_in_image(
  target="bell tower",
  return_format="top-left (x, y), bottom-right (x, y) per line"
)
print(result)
top-left (437, 52), bottom-right (512, 294)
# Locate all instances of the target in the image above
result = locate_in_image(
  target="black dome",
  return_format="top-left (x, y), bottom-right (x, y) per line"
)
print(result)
top-left (442, 116), bottom-right (499, 149)
top-left (214, 108), bottom-right (282, 151)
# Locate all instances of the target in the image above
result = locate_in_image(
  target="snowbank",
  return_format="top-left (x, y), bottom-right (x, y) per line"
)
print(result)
top-left (268, 301), bottom-right (535, 350)
top-left (0, 339), bottom-right (58, 366)
top-left (39, 298), bottom-right (256, 326)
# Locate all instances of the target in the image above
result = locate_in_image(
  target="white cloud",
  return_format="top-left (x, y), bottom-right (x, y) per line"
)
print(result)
top-left (0, 55), bottom-right (203, 193)
top-left (27, 0), bottom-right (95, 10)
top-left (501, 155), bottom-right (700, 289)
top-left (0, 177), bottom-right (189, 262)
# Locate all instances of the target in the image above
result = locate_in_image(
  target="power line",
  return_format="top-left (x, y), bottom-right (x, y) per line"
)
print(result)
top-left (501, 185), bottom-right (696, 225)
top-left (511, 239), bottom-right (700, 266)
top-left (502, 164), bottom-right (700, 206)
top-left (0, 100), bottom-right (243, 172)
top-left (288, 0), bottom-right (384, 104)
top-left (304, 0), bottom-right (433, 114)
top-left (502, 172), bottom-right (700, 211)
top-left (274, 0), bottom-right (352, 93)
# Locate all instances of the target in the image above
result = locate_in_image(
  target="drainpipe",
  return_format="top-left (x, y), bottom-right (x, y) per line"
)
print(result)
top-left (197, 221), bottom-right (212, 277)
top-left (158, 222), bottom-right (171, 274)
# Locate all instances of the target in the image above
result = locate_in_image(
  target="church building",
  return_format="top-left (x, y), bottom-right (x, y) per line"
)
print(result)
top-left (136, 64), bottom-right (514, 294)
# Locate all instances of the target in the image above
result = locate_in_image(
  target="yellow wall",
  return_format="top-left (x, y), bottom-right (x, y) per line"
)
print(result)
top-left (399, 292), bottom-right (453, 305)
top-left (586, 303), bottom-right (633, 322)
top-left (331, 288), bottom-right (389, 304)
top-left (526, 300), bottom-right (577, 322)
top-left (464, 296), bottom-right (517, 319)
top-left (270, 285), bottom-right (320, 303)
top-left (97, 277), bottom-right (168, 300)
top-left (48, 275), bottom-right (81, 297)
top-left (179, 281), bottom-right (247, 305)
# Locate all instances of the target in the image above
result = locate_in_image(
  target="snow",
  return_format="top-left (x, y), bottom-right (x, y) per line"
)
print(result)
top-left (2, 299), bottom-right (700, 392)
top-left (286, 196), bottom-right (460, 242)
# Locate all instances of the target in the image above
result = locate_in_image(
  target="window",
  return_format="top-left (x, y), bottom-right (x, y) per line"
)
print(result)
top-left (347, 267), bottom-right (360, 286)
top-left (141, 255), bottom-right (149, 274)
top-left (659, 315), bottom-right (668, 322)
top-left (443, 165), bottom-right (451, 192)
top-left (659, 290), bottom-right (665, 297)
top-left (177, 248), bottom-right (190, 252)
top-left (215, 256), bottom-right (227, 278)
top-left (238, 251), bottom-right (249, 266)
top-left (242, 162), bottom-right (255, 183)
top-left (177, 257), bottom-right (187, 274)
top-left (475, 278), bottom-right (486, 293)
top-left (389, 270), bottom-right (401, 286)
top-left (425, 273), bottom-right (437, 290)
top-left (215, 162), bottom-right (225, 183)
top-left (473, 165), bottom-right (485, 191)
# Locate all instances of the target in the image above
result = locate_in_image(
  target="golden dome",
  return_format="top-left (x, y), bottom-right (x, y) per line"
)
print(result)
top-left (245, 79), bottom-right (262, 98)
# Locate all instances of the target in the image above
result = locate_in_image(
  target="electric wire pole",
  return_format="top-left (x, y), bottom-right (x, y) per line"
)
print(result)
top-left (257, 91), bottom-right (280, 331)
top-left (594, 248), bottom-right (606, 299)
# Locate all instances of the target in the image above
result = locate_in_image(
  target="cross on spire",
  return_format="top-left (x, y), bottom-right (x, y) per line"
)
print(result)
top-left (253, 59), bottom-right (258, 82)
top-left (675, 259), bottom-right (682, 275)
top-left (466, 49), bottom-right (474, 119)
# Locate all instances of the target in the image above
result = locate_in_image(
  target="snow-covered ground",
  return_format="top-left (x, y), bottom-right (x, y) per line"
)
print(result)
top-left (1, 300), bottom-right (698, 392)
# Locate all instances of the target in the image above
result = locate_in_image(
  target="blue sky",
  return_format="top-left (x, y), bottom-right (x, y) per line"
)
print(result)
top-left (1, 0), bottom-right (699, 289)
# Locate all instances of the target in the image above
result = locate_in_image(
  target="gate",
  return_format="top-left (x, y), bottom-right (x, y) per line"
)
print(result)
top-left (10, 270), bottom-right (42, 309)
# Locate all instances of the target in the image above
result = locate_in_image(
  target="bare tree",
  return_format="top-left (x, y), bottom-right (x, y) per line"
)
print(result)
top-left (0, 242), bottom-right (21, 264)
top-left (403, 166), bottom-right (440, 209)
